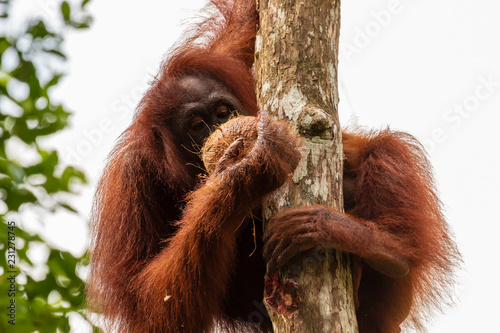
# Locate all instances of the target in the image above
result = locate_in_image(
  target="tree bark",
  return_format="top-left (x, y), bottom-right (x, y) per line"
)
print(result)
top-left (255, 0), bottom-right (358, 332)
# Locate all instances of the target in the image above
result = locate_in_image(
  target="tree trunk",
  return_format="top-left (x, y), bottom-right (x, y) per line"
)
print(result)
top-left (255, 0), bottom-right (358, 332)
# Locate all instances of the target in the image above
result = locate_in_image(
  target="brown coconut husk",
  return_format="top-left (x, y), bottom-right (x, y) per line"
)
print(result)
top-left (201, 116), bottom-right (259, 175)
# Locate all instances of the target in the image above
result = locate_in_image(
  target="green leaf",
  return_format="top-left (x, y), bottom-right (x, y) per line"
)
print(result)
top-left (0, 0), bottom-right (93, 331)
top-left (44, 48), bottom-right (66, 59)
top-left (43, 74), bottom-right (63, 91)
top-left (12, 60), bottom-right (36, 83)
top-left (4, 185), bottom-right (37, 211)
top-left (59, 203), bottom-right (78, 213)
top-left (61, 1), bottom-right (70, 22)
top-left (26, 20), bottom-right (53, 39)
top-left (0, 37), bottom-right (10, 54)
top-left (69, 21), bottom-right (91, 30)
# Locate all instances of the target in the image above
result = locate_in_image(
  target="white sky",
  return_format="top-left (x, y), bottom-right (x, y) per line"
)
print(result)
top-left (7, 0), bottom-right (500, 332)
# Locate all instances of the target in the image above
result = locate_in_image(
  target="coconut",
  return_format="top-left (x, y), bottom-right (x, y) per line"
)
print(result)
top-left (201, 116), bottom-right (258, 174)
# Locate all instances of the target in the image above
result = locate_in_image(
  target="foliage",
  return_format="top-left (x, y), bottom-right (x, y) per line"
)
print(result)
top-left (0, 0), bottom-right (92, 331)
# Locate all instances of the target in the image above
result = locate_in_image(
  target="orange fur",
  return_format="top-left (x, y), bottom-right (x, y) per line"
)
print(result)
top-left (264, 129), bottom-right (460, 332)
top-left (130, 115), bottom-right (300, 332)
top-left (343, 129), bottom-right (460, 332)
top-left (87, 1), bottom-right (460, 332)
top-left (86, 1), bottom-right (267, 332)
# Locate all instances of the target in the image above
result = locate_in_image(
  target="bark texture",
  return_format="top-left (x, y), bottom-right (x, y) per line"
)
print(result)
top-left (255, 0), bottom-right (359, 331)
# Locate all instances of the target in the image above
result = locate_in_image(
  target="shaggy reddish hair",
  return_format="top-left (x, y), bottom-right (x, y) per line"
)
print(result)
top-left (87, 0), bottom-right (460, 332)
top-left (87, 1), bottom-right (262, 332)
top-left (343, 129), bottom-right (460, 331)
